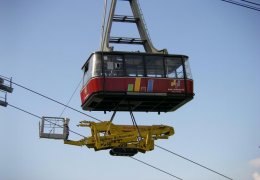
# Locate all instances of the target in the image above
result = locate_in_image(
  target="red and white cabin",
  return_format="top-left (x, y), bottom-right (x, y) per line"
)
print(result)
top-left (80, 51), bottom-right (194, 112)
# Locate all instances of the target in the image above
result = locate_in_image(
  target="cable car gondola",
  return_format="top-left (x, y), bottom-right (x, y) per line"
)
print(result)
top-left (80, 51), bottom-right (193, 112)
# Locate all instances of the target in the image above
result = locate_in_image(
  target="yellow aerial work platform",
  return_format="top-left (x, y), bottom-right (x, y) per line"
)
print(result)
top-left (40, 117), bottom-right (174, 156)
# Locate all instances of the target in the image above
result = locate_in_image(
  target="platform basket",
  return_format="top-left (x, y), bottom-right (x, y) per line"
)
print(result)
top-left (39, 117), bottom-right (69, 140)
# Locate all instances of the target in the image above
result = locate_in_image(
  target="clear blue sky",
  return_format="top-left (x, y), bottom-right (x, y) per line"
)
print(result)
top-left (1, 0), bottom-right (260, 180)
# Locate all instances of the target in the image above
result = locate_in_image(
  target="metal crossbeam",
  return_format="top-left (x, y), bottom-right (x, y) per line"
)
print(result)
top-left (109, 37), bottom-right (145, 44)
top-left (113, 15), bottom-right (139, 23)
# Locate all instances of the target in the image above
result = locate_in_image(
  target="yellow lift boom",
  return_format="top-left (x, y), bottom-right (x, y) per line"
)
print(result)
top-left (40, 117), bottom-right (174, 156)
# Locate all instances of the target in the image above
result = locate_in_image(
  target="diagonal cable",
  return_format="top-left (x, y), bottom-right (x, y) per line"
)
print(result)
top-left (240, 0), bottom-right (260, 6)
top-left (59, 79), bottom-right (82, 117)
top-left (130, 157), bottom-right (183, 180)
top-left (221, 0), bottom-right (260, 11)
top-left (155, 145), bottom-right (233, 180)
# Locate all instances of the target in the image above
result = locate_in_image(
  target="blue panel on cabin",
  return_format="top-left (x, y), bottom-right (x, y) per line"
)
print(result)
top-left (147, 79), bottom-right (154, 92)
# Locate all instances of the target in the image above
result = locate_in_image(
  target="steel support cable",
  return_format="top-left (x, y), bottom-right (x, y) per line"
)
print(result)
top-left (130, 157), bottom-right (183, 180)
top-left (240, 0), bottom-right (260, 6)
top-left (59, 79), bottom-right (82, 117)
top-left (105, 111), bottom-right (117, 135)
top-left (5, 80), bottom-right (101, 122)
top-left (0, 75), bottom-right (8, 79)
top-left (130, 111), bottom-right (142, 141)
top-left (155, 145), bottom-right (233, 180)
top-left (3, 78), bottom-right (232, 179)
top-left (221, 0), bottom-right (260, 11)
top-left (7, 103), bottom-right (181, 180)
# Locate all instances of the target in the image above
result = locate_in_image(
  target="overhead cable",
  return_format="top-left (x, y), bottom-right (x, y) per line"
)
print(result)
top-left (155, 145), bottom-right (233, 180)
top-left (221, 0), bottom-right (260, 11)
top-left (59, 79), bottom-right (82, 117)
top-left (131, 157), bottom-right (183, 180)
top-left (240, 0), bottom-right (260, 6)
